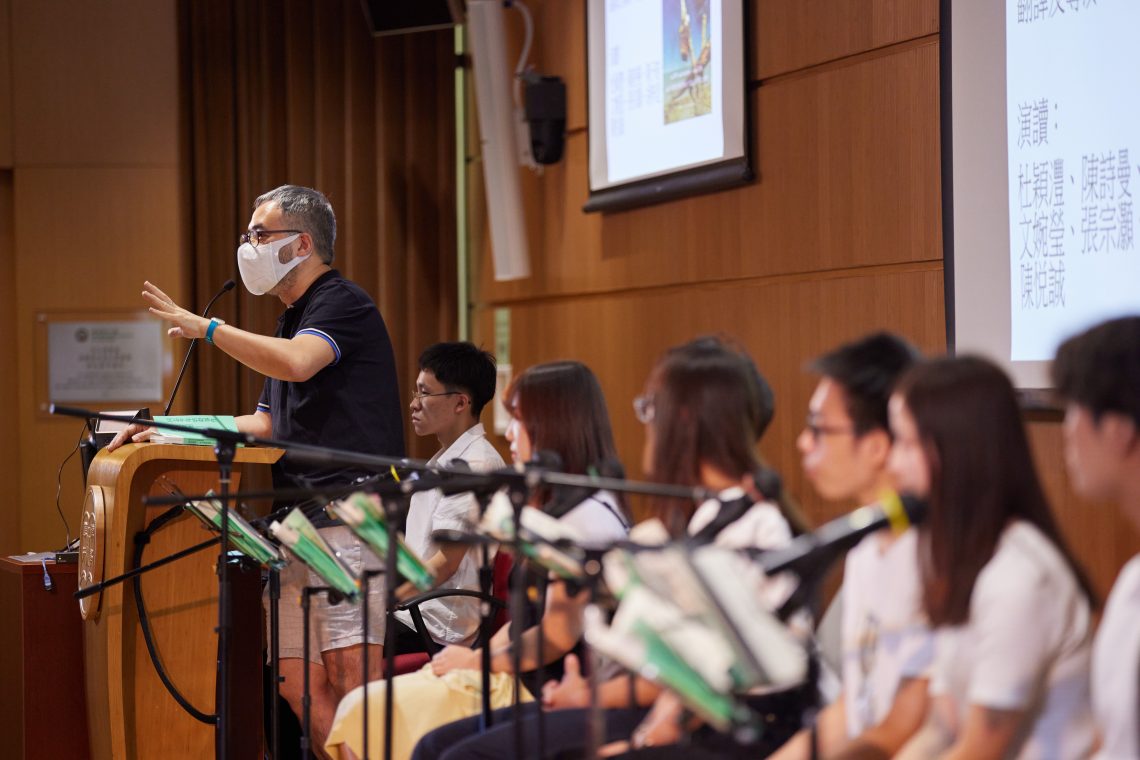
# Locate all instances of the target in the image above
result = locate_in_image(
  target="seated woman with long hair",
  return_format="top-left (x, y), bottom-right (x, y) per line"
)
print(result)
top-left (414, 336), bottom-right (809, 760)
top-left (598, 337), bottom-right (812, 758)
top-left (324, 361), bottom-right (629, 760)
top-left (888, 356), bottom-right (1096, 759)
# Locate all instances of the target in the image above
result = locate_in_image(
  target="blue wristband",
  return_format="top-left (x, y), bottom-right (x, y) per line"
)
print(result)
top-left (205, 317), bottom-right (224, 345)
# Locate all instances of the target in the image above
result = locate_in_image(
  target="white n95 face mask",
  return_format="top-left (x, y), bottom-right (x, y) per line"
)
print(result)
top-left (236, 233), bottom-right (304, 296)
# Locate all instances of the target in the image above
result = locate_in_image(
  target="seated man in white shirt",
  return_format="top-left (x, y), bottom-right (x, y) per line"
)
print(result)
top-left (1052, 316), bottom-right (1140, 760)
top-left (393, 342), bottom-right (505, 648)
top-left (771, 332), bottom-right (931, 760)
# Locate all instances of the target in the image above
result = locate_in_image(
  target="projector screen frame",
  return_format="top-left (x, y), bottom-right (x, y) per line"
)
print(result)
top-left (941, 0), bottom-right (1059, 412)
top-left (582, 0), bottom-right (754, 214)
top-left (943, 0), bottom-right (1139, 406)
top-left (940, 0), bottom-right (956, 354)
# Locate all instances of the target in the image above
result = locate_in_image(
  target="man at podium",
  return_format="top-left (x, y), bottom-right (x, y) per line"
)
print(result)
top-left (109, 184), bottom-right (405, 750)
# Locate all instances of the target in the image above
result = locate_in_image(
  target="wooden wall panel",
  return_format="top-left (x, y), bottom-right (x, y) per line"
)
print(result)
top-left (341, 3), bottom-right (380, 298)
top-left (471, 268), bottom-right (1140, 605)
top-left (756, 0), bottom-right (939, 79)
top-left (13, 168), bottom-right (186, 310)
top-left (473, 266), bottom-right (946, 529)
top-left (513, 0), bottom-right (943, 146)
top-left (468, 1), bottom-right (949, 537)
top-left (0, 173), bottom-right (16, 556)
top-left (8, 0), bottom-right (184, 552)
top-left (14, 167), bottom-right (185, 553)
top-left (371, 31), bottom-right (460, 460)
top-left (464, 0), bottom-right (1140, 614)
top-left (474, 40), bottom-right (941, 304)
top-left (10, 0), bottom-right (178, 166)
top-left (0, 0), bottom-right (11, 168)
top-left (1028, 422), bottom-right (1140, 602)
top-left (536, 0), bottom-right (588, 132)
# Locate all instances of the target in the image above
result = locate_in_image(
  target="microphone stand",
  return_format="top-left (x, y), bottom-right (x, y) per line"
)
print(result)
top-left (72, 423), bottom-right (718, 757)
top-left (576, 550), bottom-right (609, 759)
top-left (268, 565), bottom-right (281, 760)
top-left (466, 490), bottom-right (499, 732)
top-left (358, 567), bottom-right (383, 760)
top-left (300, 585), bottom-right (341, 759)
top-left (163, 279), bottom-right (235, 417)
top-left (382, 492), bottom-right (405, 760)
top-left (350, 483), bottom-right (412, 760)
top-left (535, 573), bottom-right (546, 760)
top-left (506, 474), bottom-right (539, 760)
top-left (214, 433), bottom-right (237, 760)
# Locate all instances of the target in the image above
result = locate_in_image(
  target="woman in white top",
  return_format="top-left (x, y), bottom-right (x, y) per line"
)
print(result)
top-left (888, 356), bottom-right (1097, 760)
top-left (587, 336), bottom-right (810, 757)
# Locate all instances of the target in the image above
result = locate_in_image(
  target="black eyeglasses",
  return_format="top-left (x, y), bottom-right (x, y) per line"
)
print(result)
top-left (803, 415), bottom-right (855, 442)
top-left (411, 389), bottom-right (464, 404)
top-left (240, 229), bottom-right (303, 246)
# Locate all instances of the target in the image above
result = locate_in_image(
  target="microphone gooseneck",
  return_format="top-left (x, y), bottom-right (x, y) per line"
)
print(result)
top-left (758, 492), bottom-right (928, 577)
top-left (163, 280), bottom-right (237, 416)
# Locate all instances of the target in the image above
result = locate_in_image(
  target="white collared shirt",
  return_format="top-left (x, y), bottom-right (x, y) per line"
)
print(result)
top-left (394, 423), bottom-right (505, 645)
top-left (1092, 554), bottom-right (1140, 760)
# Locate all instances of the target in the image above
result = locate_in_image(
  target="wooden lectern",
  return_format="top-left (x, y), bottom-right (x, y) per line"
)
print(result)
top-left (81, 442), bottom-right (283, 760)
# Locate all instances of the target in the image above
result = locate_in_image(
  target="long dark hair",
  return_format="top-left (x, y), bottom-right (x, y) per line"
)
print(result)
top-left (645, 337), bottom-right (807, 535)
top-left (504, 361), bottom-right (623, 510)
top-left (895, 356), bottom-right (1095, 626)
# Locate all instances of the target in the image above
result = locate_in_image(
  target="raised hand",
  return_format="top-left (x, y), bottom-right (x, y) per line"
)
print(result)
top-left (142, 281), bottom-right (209, 340)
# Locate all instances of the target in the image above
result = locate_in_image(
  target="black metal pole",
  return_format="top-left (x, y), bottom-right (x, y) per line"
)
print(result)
top-left (269, 567), bottom-right (281, 760)
top-left (382, 496), bottom-right (403, 760)
top-left (361, 570), bottom-right (372, 760)
top-left (74, 535), bottom-right (220, 599)
top-left (215, 438), bottom-right (236, 760)
top-left (299, 585), bottom-right (336, 759)
top-left (535, 581), bottom-right (546, 760)
top-left (508, 485), bottom-right (528, 759)
top-left (478, 540), bottom-right (495, 730)
top-left (301, 588), bottom-right (314, 759)
top-left (583, 555), bottom-right (606, 759)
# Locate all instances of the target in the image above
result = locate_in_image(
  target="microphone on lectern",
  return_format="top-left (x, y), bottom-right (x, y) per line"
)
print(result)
top-left (163, 280), bottom-right (237, 416)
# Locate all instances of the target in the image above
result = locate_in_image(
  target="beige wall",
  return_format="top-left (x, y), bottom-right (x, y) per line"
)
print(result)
top-left (2, 0), bottom-right (185, 554)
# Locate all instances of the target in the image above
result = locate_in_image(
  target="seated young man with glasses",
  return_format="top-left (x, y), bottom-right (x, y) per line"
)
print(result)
top-left (391, 341), bottom-right (505, 648)
top-left (770, 332), bottom-right (930, 760)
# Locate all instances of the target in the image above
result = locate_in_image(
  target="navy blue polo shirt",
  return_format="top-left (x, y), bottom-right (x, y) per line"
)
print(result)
top-left (256, 270), bottom-right (405, 520)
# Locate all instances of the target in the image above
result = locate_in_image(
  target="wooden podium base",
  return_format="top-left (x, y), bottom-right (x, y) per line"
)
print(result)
top-left (82, 443), bottom-right (282, 760)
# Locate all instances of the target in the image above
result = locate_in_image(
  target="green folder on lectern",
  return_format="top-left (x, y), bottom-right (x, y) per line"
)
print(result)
top-left (151, 414), bottom-right (240, 445)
